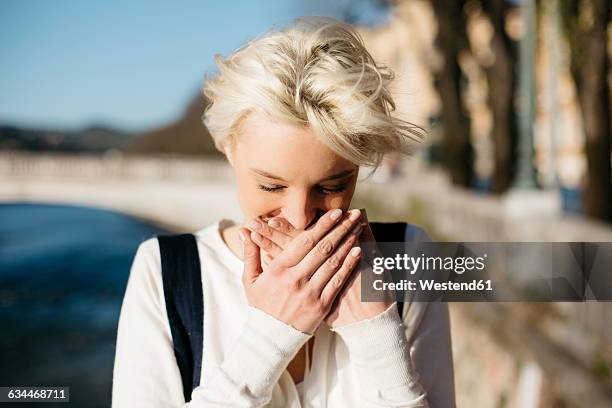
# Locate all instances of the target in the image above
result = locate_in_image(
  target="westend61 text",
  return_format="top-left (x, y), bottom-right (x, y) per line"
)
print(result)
top-left (373, 279), bottom-right (493, 292)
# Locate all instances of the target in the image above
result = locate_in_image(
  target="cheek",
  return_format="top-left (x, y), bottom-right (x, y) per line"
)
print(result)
top-left (322, 182), bottom-right (356, 211)
top-left (324, 194), bottom-right (350, 211)
top-left (339, 178), bottom-right (358, 207)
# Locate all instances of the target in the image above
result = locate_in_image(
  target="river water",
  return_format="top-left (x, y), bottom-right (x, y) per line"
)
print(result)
top-left (0, 203), bottom-right (168, 406)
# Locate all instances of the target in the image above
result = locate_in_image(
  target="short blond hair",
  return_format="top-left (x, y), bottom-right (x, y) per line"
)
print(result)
top-left (202, 16), bottom-right (424, 168)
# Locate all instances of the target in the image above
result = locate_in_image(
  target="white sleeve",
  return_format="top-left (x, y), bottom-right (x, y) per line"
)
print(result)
top-left (403, 225), bottom-right (456, 407)
top-left (330, 303), bottom-right (429, 407)
top-left (112, 238), bottom-right (186, 407)
top-left (405, 302), bottom-right (456, 408)
top-left (112, 239), bottom-right (312, 408)
top-left (402, 224), bottom-right (456, 407)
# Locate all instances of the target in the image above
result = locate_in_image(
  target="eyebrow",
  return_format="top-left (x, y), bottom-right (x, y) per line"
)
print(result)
top-left (251, 168), bottom-right (356, 183)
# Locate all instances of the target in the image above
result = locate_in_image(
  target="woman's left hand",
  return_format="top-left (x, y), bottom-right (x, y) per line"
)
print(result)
top-left (245, 209), bottom-right (394, 329)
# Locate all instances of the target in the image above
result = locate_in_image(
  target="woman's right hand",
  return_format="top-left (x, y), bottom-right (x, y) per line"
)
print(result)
top-left (239, 208), bottom-right (363, 334)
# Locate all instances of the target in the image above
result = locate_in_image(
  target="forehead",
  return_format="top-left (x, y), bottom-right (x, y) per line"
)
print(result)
top-left (235, 110), bottom-right (355, 178)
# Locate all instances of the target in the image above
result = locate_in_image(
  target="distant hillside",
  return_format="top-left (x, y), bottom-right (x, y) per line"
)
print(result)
top-left (0, 125), bottom-right (131, 153)
top-left (122, 94), bottom-right (222, 158)
top-left (0, 92), bottom-right (222, 157)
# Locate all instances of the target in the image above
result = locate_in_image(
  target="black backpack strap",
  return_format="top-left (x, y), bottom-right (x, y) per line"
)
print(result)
top-left (157, 233), bottom-right (203, 403)
top-left (370, 222), bottom-right (407, 244)
top-left (370, 222), bottom-right (407, 319)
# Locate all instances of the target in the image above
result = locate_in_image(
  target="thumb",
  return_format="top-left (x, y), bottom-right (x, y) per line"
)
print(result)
top-left (240, 228), bottom-right (262, 285)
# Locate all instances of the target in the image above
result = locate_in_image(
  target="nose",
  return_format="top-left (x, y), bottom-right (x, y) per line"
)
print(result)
top-left (282, 191), bottom-right (320, 231)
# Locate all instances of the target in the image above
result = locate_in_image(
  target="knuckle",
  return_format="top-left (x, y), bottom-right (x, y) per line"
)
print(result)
top-left (285, 277), bottom-right (302, 292)
top-left (300, 234), bottom-right (315, 250)
top-left (316, 239), bottom-right (334, 255)
top-left (326, 255), bottom-right (341, 270)
top-left (331, 273), bottom-right (343, 289)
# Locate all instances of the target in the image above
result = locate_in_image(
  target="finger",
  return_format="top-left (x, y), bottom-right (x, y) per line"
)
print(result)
top-left (308, 222), bottom-right (362, 294)
top-left (267, 217), bottom-right (299, 238)
top-left (320, 244), bottom-right (362, 306)
top-left (359, 208), bottom-right (375, 242)
top-left (249, 230), bottom-right (283, 258)
top-left (240, 228), bottom-right (262, 285)
top-left (358, 209), bottom-right (383, 260)
top-left (247, 217), bottom-right (292, 248)
top-left (291, 209), bottom-right (362, 278)
top-left (274, 208), bottom-right (346, 267)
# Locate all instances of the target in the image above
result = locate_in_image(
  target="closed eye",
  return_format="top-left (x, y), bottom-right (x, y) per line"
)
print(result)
top-left (258, 184), bottom-right (348, 195)
top-left (317, 185), bottom-right (347, 195)
top-left (258, 184), bottom-right (284, 193)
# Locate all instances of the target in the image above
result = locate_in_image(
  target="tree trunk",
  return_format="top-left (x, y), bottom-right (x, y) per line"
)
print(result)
top-left (481, 0), bottom-right (519, 193)
top-left (561, 0), bottom-right (612, 222)
top-left (431, 0), bottom-right (474, 187)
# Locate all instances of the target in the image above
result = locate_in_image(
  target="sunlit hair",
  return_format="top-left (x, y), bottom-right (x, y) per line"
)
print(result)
top-left (202, 16), bottom-right (424, 168)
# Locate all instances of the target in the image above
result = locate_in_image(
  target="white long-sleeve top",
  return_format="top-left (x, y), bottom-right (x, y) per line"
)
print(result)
top-left (112, 220), bottom-right (455, 407)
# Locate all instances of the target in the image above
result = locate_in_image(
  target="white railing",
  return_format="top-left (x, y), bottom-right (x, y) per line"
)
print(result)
top-left (0, 151), bottom-right (234, 182)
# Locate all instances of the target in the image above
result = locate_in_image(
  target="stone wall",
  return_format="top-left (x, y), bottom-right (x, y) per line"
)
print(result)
top-left (353, 161), bottom-right (612, 407)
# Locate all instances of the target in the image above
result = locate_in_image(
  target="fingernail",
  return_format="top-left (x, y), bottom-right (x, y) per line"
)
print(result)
top-left (238, 231), bottom-right (246, 242)
top-left (251, 231), bottom-right (262, 242)
top-left (349, 209), bottom-right (361, 221)
top-left (248, 219), bottom-right (262, 231)
top-left (350, 247), bottom-right (362, 257)
top-left (330, 208), bottom-right (342, 220)
top-left (268, 218), bottom-right (281, 228)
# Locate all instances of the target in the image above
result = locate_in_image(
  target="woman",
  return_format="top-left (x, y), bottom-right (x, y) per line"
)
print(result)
top-left (112, 17), bottom-right (454, 407)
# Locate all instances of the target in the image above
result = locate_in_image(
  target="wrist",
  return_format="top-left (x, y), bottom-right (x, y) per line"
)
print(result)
top-left (358, 300), bottom-right (395, 320)
top-left (330, 303), bottom-right (425, 398)
top-left (330, 302), bottom-right (397, 336)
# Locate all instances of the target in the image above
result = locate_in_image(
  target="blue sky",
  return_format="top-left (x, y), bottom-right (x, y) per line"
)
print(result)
top-left (0, 0), bottom-right (389, 132)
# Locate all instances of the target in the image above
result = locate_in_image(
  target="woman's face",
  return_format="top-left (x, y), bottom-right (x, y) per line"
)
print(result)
top-left (226, 110), bottom-right (359, 231)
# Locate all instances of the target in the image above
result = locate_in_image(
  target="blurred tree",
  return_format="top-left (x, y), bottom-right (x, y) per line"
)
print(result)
top-left (430, 0), bottom-right (475, 187)
top-left (560, 0), bottom-right (612, 222)
top-left (479, 0), bottom-right (520, 192)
